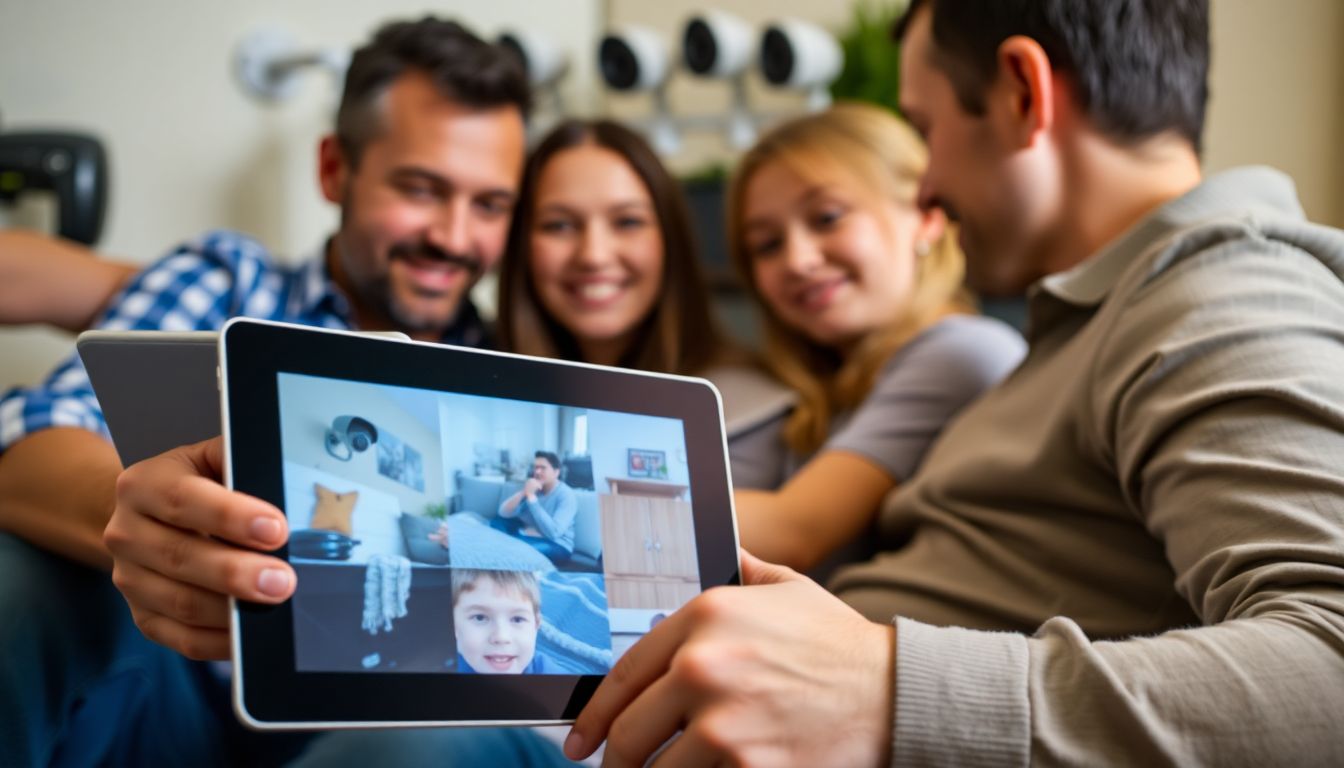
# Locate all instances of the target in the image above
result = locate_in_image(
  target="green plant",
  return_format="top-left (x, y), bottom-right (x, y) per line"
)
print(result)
top-left (829, 1), bottom-right (906, 115)
top-left (423, 502), bottom-right (448, 520)
top-left (680, 161), bottom-right (730, 186)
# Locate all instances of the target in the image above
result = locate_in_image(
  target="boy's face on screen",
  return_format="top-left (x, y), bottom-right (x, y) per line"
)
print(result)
top-left (453, 580), bottom-right (539, 674)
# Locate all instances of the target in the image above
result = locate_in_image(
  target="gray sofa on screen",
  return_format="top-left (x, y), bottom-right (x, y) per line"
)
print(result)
top-left (452, 475), bottom-right (603, 572)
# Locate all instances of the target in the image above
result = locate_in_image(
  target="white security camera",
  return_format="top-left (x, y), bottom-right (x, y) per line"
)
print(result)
top-left (599, 25), bottom-right (680, 154)
top-left (498, 30), bottom-right (569, 90)
top-left (759, 19), bottom-right (844, 111)
top-left (499, 29), bottom-right (570, 129)
top-left (682, 11), bottom-right (757, 149)
top-left (683, 11), bottom-right (754, 78)
top-left (234, 26), bottom-right (350, 104)
top-left (325, 415), bottom-right (378, 461)
top-left (599, 24), bottom-right (671, 92)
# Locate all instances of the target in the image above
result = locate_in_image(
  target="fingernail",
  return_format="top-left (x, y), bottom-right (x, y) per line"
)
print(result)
top-left (563, 730), bottom-right (583, 759)
top-left (257, 568), bottom-right (292, 598)
top-left (250, 516), bottom-right (281, 544)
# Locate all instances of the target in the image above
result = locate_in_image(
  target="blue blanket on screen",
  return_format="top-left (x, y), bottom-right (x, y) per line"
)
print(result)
top-left (538, 572), bottom-right (613, 674)
top-left (444, 513), bottom-right (557, 572)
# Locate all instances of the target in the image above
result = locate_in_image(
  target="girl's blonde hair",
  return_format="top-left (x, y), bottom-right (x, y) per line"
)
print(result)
top-left (726, 102), bottom-right (972, 455)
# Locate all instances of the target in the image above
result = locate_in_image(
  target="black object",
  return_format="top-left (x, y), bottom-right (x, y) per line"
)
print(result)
top-left (497, 33), bottom-right (529, 75)
top-left (760, 27), bottom-right (795, 86)
top-left (0, 131), bottom-right (108, 245)
top-left (598, 36), bottom-right (640, 91)
top-left (682, 178), bottom-right (733, 287)
top-left (560, 455), bottom-right (594, 491)
top-left (682, 19), bottom-right (719, 74)
top-left (289, 529), bottom-right (358, 561)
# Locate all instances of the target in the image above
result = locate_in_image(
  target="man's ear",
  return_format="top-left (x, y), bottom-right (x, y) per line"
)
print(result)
top-left (917, 206), bottom-right (947, 249)
top-left (994, 35), bottom-right (1056, 149)
top-left (317, 135), bottom-right (349, 204)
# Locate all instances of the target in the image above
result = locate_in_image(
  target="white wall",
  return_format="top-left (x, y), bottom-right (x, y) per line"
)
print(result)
top-left (587, 409), bottom-right (690, 493)
top-left (1204, 0), bottom-right (1344, 227)
top-left (438, 392), bottom-right (557, 490)
top-left (278, 373), bottom-right (445, 516)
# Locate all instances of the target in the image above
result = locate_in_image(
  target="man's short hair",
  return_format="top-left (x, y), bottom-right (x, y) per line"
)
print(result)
top-left (335, 16), bottom-right (531, 165)
top-left (894, 0), bottom-right (1209, 153)
top-left (535, 451), bottom-right (561, 470)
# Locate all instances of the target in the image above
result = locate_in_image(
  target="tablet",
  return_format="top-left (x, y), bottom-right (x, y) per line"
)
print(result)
top-left (77, 329), bottom-right (409, 467)
top-left (77, 331), bottom-right (220, 467)
top-left (220, 317), bottom-right (742, 729)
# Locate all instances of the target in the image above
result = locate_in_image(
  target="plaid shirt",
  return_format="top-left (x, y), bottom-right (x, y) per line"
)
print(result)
top-left (0, 229), bottom-right (490, 454)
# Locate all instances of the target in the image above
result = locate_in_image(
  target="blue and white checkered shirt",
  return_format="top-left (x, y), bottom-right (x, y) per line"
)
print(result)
top-left (0, 229), bottom-right (490, 455)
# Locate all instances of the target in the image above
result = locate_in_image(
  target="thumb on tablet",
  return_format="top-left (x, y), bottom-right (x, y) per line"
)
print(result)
top-left (188, 435), bottom-right (227, 482)
top-left (739, 549), bottom-right (804, 586)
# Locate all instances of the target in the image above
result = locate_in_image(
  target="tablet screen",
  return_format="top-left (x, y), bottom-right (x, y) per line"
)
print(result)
top-left (276, 372), bottom-right (698, 678)
top-left (225, 319), bottom-right (739, 725)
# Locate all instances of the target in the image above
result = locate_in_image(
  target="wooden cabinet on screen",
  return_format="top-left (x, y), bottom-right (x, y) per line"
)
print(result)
top-left (600, 478), bottom-right (700, 610)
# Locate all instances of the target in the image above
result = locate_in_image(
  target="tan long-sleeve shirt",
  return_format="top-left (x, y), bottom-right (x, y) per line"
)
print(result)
top-left (829, 167), bottom-right (1344, 766)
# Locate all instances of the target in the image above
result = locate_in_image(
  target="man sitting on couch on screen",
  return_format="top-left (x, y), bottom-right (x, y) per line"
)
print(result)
top-left (492, 451), bottom-right (577, 565)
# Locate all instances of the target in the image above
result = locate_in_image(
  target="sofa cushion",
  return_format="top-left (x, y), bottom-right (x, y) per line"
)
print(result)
top-left (572, 493), bottom-right (602, 561)
top-left (457, 476), bottom-right (504, 517)
top-left (399, 513), bottom-right (450, 566)
top-left (311, 484), bottom-right (358, 536)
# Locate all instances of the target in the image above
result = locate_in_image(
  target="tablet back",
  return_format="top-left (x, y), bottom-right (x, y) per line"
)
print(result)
top-left (77, 331), bottom-right (220, 467)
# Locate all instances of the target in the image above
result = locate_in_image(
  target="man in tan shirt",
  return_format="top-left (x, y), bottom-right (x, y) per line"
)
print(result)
top-left (565, 0), bottom-right (1344, 765)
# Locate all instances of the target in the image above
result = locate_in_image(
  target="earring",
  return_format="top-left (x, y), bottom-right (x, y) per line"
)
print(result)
top-left (914, 240), bottom-right (931, 259)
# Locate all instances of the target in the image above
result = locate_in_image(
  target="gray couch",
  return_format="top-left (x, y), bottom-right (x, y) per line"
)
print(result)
top-left (452, 475), bottom-right (603, 572)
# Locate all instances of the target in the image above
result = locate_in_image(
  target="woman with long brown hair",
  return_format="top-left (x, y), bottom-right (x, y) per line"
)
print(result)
top-left (495, 118), bottom-right (791, 483)
top-left (728, 103), bottom-right (1025, 572)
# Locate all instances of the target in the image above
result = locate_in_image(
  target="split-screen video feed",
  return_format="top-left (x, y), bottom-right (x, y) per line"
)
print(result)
top-left (276, 373), bottom-right (701, 674)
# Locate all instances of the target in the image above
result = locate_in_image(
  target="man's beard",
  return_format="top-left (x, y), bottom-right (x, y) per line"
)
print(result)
top-left (365, 239), bottom-right (484, 333)
top-left (387, 239), bottom-right (482, 277)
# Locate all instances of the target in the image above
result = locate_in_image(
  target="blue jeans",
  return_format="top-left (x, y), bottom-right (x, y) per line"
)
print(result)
top-left (0, 532), bottom-right (296, 766)
top-left (0, 533), bottom-right (576, 767)
top-left (490, 516), bottom-right (572, 565)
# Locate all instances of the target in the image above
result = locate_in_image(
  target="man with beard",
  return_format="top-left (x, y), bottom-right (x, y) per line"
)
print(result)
top-left (0, 17), bottom-right (541, 765)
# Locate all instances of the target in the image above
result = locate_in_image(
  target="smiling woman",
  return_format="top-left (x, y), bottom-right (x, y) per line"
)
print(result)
top-left (525, 141), bottom-right (666, 368)
top-left (496, 120), bottom-right (796, 491)
top-left (498, 119), bottom-right (724, 376)
top-left (726, 103), bottom-right (1027, 574)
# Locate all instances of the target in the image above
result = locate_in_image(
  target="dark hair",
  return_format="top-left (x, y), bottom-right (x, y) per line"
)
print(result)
top-left (534, 451), bottom-right (561, 470)
top-left (895, 0), bottom-right (1209, 153)
top-left (497, 119), bottom-right (731, 376)
top-left (335, 16), bottom-right (531, 165)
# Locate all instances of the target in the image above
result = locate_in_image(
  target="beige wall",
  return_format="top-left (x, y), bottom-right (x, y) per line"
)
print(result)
top-left (0, 0), bottom-right (601, 386)
top-left (2, 0), bottom-right (1342, 389)
top-left (1204, 0), bottom-right (1344, 227)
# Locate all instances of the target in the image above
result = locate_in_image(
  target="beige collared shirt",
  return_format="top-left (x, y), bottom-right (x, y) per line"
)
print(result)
top-left (829, 167), bottom-right (1344, 765)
